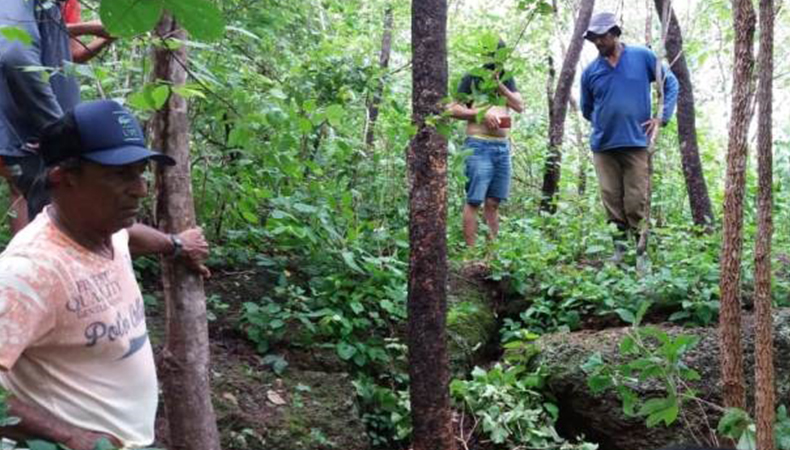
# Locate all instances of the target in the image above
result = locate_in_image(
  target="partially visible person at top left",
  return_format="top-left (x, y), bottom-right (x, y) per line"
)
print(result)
top-left (0, 0), bottom-right (115, 236)
top-left (0, 100), bottom-right (209, 450)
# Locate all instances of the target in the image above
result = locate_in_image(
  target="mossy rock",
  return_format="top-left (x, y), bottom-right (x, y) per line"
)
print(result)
top-left (446, 262), bottom-right (499, 377)
top-left (535, 308), bottom-right (790, 450)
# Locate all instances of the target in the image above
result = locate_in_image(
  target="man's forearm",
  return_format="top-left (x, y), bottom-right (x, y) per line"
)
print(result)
top-left (71, 37), bottom-right (114, 64)
top-left (127, 223), bottom-right (174, 257)
top-left (66, 21), bottom-right (107, 38)
top-left (447, 102), bottom-right (479, 121)
top-left (2, 397), bottom-right (77, 445)
top-left (497, 84), bottom-right (524, 113)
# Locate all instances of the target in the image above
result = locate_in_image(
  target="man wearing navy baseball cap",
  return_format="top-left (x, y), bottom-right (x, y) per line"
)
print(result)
top-left (580, 12), bottom-right (679, 264)
top-left (0, 100), bottom-right (205, 450)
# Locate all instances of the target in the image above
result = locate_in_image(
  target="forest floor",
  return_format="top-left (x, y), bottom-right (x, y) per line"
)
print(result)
top-left (144, 267), bottom-right (369, 450)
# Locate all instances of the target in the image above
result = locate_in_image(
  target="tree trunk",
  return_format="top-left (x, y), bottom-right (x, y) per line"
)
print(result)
top-left (365, 6), bottom-right (394, 147)
top-left (653, 0), bottom-right (715, 229)
top-left (151, 15), bottom-right (221, 450)
top-left (408, 0), bottom-right (453, 449)
top-left (718, 0), bottom-right (755, 412)
top-left (754, 0), bottom-right (775, 448)
top-left (540, 0), bottom-right (595, 213)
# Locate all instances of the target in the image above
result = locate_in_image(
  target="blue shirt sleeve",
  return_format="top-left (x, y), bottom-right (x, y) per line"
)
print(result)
top-left (645, 49), bottom-right (679, 124)
top-left (580, 69), bottom-right (593, 121)
top-left (660, 65), bottom-right (679, 124)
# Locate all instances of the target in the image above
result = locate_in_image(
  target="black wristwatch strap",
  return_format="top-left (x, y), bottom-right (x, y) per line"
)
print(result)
top-left (169, 234), bottom-right (183, 258)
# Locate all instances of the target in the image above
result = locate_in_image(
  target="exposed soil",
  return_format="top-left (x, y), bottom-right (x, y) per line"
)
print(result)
top-left (143, 266), bottom-right (367, 450)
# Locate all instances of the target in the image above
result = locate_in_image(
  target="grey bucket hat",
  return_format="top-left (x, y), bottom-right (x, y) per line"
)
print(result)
top-left (585, 12), bottom-right (621, 40)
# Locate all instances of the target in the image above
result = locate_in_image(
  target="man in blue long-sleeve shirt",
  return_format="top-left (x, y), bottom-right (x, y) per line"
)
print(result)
top-left (580, 12), bottom-right (678, 261)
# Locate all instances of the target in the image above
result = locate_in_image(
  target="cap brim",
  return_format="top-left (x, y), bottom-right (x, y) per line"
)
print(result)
top-left (82, 146), bottom-right (176, 166)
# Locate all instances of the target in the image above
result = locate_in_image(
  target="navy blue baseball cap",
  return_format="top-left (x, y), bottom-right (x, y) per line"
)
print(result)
top-left (40, 100), bottom-right (175, 167)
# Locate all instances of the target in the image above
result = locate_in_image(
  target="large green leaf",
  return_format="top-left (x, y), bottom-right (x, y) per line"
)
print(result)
top-left (100, 0), bottom-right (164, 38)
top-left (164, 0), bottom-right (225, 41)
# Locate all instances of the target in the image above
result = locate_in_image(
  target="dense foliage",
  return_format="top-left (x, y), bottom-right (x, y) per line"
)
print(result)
top-left (1, 0), bottom-right (789, 449)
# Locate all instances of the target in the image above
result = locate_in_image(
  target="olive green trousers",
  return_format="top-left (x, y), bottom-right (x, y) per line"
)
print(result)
top-left (592, 148), bottom-right (649, 233)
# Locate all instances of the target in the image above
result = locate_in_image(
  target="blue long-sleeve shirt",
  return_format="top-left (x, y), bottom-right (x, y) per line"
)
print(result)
top-left (580, 44), bottom-right (678, 152)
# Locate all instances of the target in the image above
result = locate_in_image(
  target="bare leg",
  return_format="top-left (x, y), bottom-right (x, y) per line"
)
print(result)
top-left (463, 204), bottom-right (480, 247)
top-left (483, 198), bottom-right (500, 240)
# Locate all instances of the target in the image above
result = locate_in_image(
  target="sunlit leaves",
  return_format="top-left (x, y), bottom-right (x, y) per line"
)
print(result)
top-left (100, 0), bottom-right (163, 39)
top-left (100, 0), bottom-right (224, 41)
top-left (164, 0), bottom-right (225, 42)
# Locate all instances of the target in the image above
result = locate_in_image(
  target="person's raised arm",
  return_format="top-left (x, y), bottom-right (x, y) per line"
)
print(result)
top-left (127, 223), bottom-right (211, 278)
top-left (497, 77), bottom-right (524, 113)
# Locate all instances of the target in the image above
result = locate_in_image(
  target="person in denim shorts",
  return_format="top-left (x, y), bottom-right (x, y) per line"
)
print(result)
top-left (447, 40), bottom-right (523, 247)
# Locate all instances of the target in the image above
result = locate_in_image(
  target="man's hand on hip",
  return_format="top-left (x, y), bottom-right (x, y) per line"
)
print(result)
top-left (642, 118), bottom-right (661, 143)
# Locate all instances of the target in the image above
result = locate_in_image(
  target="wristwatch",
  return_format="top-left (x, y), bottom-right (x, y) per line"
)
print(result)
top-left (169, 234), bottom-right (183, 258)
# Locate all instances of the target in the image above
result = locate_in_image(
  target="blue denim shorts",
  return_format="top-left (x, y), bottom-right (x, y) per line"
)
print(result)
top-left (464, 137), bottom-right (511, 206)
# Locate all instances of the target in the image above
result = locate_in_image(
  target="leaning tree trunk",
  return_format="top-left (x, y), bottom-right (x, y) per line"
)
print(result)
top-left (719, 0), bottom-right (756, 412)
top-left (539, 0), bottom-right (595, 213)
top-left (365, 5), bottom-right (394, 147)
top-left (654, 0), bottom-right (715, 230)
top-left (754, 0), bottom-right (775, 448)
top-left (151, 15), bottom-right (221, 450)
top-left (407, 0), bottom-right (453, 449)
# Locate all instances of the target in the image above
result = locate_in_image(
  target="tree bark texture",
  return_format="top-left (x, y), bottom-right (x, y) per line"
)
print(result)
top-left (718, 0), bottom-right (755, 412)
top-left (654, 0), bottom-right (715, 229)
top-left (408, 1), bottom-right (453, 450)
top-left (540, 0), bottom-right (595, 213)
top-left (151, 15), bottom-right (221, 450)
top-left (365, 6), bottom-right (394, 147)
top-left (754, 0), bottom-right (775, 448)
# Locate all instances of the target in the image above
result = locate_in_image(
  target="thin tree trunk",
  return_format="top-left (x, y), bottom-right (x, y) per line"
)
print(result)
top-left (539, 0), bottom-right (595, 213)
top-left (365, 6), bottom-right (394, 147)
top-left (654, 0), bottom-right (715, 230)
top-left (408, 0), bottom-right (453, 449)
top-left (754, 0), bottom-right (775, 448)
top-left (151, 15), bottom-right (221, 450)
top-left (719, 0), bottom-right (756, 413)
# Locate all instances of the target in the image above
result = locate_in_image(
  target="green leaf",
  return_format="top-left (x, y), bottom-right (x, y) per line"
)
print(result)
top-left (151, 85), bottom-right (171, 109)
top-left (615, 308), bottom-right (635, 324)
top-left (100, 0), bottom-right (164, 38)
top-left (718, 407), bottom-right (753, 438)
top-left (26, 441), bottom-right (59, 450)
top-left (341, 251), bottom-right (363, 273)
top-left (0, 26), bottom-right (33, 45)
top-left (93, 437), bottom-right (117, 450)
top-left (645, 403), bottom-right (678, 427)
top-left (619, 335), bottom-right (636, 354)
top-left (336, 342), bottom-right (356, 360)
top-left (325, 104), bottom-right (345, 127)
top-left (163, 0), bottom-right (225, 41)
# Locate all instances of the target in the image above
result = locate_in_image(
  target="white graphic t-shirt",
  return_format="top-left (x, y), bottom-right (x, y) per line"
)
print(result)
top-left (0, 209), bottom-right (158, 448)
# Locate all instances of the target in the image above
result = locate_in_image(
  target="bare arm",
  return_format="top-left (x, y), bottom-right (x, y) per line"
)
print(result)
top-left (1, 397), bottom-right (121, 450)
top-left (66, 20), bottom-right (112, 39)
top-left (70, 37), bottom-right (114, 64)
top-left (497, 82), bottom-right (524, 113)
top-left (446, 102), bottom-right (499, 129)
top-left (128, 224), bottom-right (212, 278)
